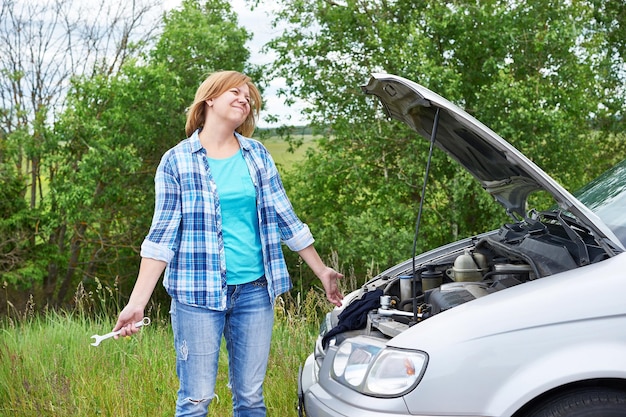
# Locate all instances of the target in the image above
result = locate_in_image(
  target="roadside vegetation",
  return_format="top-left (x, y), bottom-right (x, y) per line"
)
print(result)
top-left (0, 279), bottom-right (338, 417)
top-left (0, 307), bottom-right (317, 417)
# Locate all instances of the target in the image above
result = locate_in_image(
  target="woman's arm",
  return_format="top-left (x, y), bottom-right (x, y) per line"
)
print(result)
top-left (298, 245), bottom-right (343, 307)
top-left (112, 257), bottom-right (166, 337)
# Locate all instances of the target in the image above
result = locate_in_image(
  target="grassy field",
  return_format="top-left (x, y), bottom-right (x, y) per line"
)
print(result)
top-left (261, 134), bottom-right (318, 170)
top-left (0, 289), bottom-right (329, 417)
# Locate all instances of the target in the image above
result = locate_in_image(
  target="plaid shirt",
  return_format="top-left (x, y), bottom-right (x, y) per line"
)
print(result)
top-left (140, 130), bottom-right (314, 310)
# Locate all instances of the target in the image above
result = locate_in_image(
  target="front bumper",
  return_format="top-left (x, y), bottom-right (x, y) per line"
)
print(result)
top-left (301, 384), bottom-right (485, 417)
top-left (302, 385), bottom-right (416, 417)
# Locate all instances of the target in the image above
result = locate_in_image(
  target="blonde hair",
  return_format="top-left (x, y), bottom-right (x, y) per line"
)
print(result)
top-left (185, 70), bottom-right (262, 137)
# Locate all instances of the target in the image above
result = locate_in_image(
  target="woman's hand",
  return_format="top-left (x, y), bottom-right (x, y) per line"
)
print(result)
top-left (317, 266), bottom-right (344, 307)
top-left (297, 245), bottom-right (344, 307)
top-left (112, 257), bottom-right (166, 338)
top-left (112, 304), bottom-right (145, 338)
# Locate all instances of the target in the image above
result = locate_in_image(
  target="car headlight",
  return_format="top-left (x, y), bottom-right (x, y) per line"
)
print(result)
top-left (330, 336), bottom-right (428, 397)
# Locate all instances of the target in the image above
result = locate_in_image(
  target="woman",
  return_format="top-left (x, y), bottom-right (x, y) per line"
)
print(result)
top-left (113, 70), bottom-right (343, 417)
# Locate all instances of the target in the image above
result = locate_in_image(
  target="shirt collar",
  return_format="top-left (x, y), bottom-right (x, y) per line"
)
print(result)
top-left (234, 131), bottom-right (253, 152)
top-left (189, 129), bottom-right (252, 154)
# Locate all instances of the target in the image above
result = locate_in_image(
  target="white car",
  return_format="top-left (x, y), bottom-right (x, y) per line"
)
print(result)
top-left (297, 73), bottom-right (626, 417)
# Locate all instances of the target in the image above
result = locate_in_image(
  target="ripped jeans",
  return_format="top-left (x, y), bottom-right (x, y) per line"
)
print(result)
top-left (170, 276), bottom-right (274, 417)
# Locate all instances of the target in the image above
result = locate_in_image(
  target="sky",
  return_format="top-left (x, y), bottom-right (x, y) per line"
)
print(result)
top-left (160, 0), bottom-right (305, 127)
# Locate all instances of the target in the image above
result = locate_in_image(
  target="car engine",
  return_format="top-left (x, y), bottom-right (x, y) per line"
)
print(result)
top-left (323, 211), bottom-right (613, 342)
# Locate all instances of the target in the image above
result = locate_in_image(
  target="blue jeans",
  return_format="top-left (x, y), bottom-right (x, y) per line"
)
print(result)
top-left (170, 276), bottom-right (274, 417)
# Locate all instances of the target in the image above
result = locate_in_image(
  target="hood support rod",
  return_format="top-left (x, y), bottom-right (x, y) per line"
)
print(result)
top-left (411, 106), bottom-right (440, 325)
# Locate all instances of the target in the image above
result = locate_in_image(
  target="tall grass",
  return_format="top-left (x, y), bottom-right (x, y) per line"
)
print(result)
top-left (0, 286), bottom-right (329, 417)
top-left (1, 310), bottom-right (175, 416)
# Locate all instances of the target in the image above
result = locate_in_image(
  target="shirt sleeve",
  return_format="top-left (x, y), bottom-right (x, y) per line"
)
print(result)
top-left (140, 153), bottom-right (182, 263)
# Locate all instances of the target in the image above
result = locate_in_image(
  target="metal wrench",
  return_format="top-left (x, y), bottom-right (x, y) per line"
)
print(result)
top-left (90, 317), bottom-right (151, 346)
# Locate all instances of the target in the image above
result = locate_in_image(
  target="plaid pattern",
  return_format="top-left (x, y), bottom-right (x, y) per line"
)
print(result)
top-left (140, 130), bottom-right (313, 310)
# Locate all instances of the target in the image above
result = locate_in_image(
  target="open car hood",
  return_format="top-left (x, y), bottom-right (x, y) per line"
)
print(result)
top-left (362, 73), bottom-right (623, 249)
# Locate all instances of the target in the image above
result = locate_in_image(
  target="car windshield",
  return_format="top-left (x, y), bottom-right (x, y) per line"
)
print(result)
top-left (573, 158), bottom-right (626, 247)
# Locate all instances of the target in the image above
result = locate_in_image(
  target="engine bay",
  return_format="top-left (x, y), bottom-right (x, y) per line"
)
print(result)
top-left (326, 211), bottom-right (613, 341)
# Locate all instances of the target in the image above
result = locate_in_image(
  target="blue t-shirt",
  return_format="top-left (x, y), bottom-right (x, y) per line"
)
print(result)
top-left (207, 150), bottom-right (264, 284)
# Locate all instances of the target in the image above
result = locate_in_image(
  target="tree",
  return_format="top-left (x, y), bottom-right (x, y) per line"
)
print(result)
top-left (39, 0), bottom-right (257, 306)
top-left (0, 0), bottom-right (260, 309)
top-left (0, 0), bottom-right (161, 309)
top-left (0, 162), bottom-right (31, 283)
top-left (266, 0), bottom-right (626, 283)
top-left (0, 0), bottom-right (160, 208)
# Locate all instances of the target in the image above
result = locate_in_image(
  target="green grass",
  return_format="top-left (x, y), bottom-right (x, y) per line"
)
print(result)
top-left (261, 135), bottom-right (318, 170)
top-left (0, 312), bottom-right (177, 416)
top-left (0, 293), bottom-right (326, 417)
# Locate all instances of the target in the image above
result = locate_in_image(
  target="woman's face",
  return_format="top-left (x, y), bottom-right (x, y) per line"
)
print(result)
top-left (207, 83), bottom-right (251, 127)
